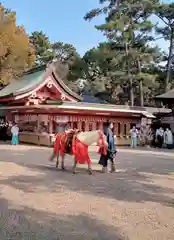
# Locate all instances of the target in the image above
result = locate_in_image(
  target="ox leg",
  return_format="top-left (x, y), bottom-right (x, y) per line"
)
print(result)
top-left (110, 163), bottom-right (116, 173)
top-left (110, 155), bottom-right (116, 173)
top-left (61, 155), bottom-right (66, 171)
top-left (56, 152), bottom-right (60, 168)
top-left (73, 158), bottom-right (77, 174)
top-left (87, 164), bottom-right (93, 175)
top-left (49, 151), bottom-right (56, 162)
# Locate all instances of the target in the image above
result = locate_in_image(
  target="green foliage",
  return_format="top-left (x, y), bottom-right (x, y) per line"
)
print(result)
top-left (30, 33), bottom-right (81, 89)
top-left (0, 4), bottom-right (36, 84)
top-left (30, 31), bottom-right (54, 65)
top-left (84, 0), bottom-right (163, 106)
top-left (52, 42), bottom-right (80, 65)
top-left (3, 1), bottom-right (174, 106)
top-left (155, 3), bottom-right (174, 92)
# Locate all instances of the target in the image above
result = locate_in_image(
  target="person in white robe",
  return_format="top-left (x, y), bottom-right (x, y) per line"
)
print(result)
top-left (164, 128), bottom-right (173, 149)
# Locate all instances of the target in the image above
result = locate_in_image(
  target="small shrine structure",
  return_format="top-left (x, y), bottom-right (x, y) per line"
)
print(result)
top-left (0, 64), bottom-right (155, 146)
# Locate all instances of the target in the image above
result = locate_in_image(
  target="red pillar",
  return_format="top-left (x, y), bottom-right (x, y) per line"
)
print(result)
top-left (70, 122), bottom-right (73, 129)
top-left (77, 121), bottom-right (82, 131)
top-left (99, 122), bottom-right (103, 132)
top-left (49, 120), bottom-right (53, 134)
top-left (85, 121), bottom-right (89, 131)
top-left (92, 122), bottom-right (96, 131)
top-left (113, 122), bottom-right (117, 135)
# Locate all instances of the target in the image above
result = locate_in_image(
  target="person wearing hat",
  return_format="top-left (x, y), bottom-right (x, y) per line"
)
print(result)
top-left (98, 120), bottom-right (117, 173)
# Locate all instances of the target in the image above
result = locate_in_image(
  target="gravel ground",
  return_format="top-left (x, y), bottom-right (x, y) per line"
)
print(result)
top-left (0, 144), bottom-right (174, 240)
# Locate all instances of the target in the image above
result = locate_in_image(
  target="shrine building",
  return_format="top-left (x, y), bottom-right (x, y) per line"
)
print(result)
top-left (0, 64), bottom-right (155, 146)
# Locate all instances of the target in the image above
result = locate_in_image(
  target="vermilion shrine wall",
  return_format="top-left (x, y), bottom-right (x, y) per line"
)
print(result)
top-left (12, 113), bottom-right (139, 135)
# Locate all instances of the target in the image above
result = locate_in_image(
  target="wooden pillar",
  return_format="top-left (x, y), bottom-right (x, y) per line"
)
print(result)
top-left (126, 122), bottom-right (130, 135)
top-left (115, 122), bottom-right (119, 136)
top-left (113, 122), bottom-right (116, 135)
top-left (49, 120), bottom-right (53, 134)
top-left (120, 123), bottom-right (124, 136)
top-left (92, 122), bottom-right (96, 131)
top-left (123, 124), bottom-right (126, 136)
top-left (97, 122), bottom-right (100, 130)
top-left (69, 122), bottom-right (73, 129)
top-left (37, 114), bottom-right (40, 133)
top-left (77, 121), bottom-right (82, 131)
top-left (85, 121), bottom-right (89, 131)
top-left (99, 122), bottom-right (103, 132)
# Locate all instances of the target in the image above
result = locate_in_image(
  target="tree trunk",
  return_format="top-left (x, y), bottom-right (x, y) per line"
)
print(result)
top-left (137, 59), bottom-right (144, 106)
top-left (125, 43), bottom-right (134, 106)
top-left (129, 16), bottom-right (135, 106)
top-left (165, 28), bottom-right (174, 93)
top-left (139, 80), bottom-right (143, 106)
top-left (129, 77), bottom-right (134, 106)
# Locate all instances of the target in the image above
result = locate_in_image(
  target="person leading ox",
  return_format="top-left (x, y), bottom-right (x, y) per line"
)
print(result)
top-left (50, 129), bottom-right (108, 175)
top-left (99, 121), bottom-right (117, 173)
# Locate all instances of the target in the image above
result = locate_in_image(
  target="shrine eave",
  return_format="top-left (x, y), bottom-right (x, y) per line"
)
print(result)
top-left (0, 102), bottom-right (155, 118)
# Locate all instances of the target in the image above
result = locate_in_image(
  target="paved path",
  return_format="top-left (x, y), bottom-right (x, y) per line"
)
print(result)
top-left (0, 144), bottom-right (174, 240)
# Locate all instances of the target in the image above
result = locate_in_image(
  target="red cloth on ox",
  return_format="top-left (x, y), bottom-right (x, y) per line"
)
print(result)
top-left (72, 138), bottom-right (91, 164)
top-left (54, 134), bottom-right (60, 153)
top-left (53, 133), bottom-right (66, 157)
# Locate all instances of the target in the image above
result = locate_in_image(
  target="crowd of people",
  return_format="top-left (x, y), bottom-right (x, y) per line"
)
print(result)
top-left (155, 127), bottom-right (173, 149)
top-left (129, 124), bottom-right (174, 149)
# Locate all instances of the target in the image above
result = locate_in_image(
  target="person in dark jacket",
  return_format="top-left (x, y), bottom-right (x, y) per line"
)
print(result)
top-left (1, 122), bottom-right (8, 141)
top-left (99, 120), bottom-right (117, 173)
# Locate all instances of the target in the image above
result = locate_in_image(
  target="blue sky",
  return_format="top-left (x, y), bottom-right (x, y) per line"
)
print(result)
top-left (1, 0), bottom-right (171, 56)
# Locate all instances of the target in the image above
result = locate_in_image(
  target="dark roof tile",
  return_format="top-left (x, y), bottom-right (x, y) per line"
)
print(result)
top-left (0, 70), bottom-right (45, 98)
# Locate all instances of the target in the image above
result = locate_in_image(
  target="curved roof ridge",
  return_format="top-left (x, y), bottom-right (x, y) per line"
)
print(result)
top-left (49, 63), bottom-right (82, 101)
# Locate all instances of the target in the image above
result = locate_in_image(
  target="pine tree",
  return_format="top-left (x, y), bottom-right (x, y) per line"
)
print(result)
top-left (155, 3), bottom-right (174, 92)
top-left (85, 0), bottom-right (160, 106)
top-left (30, 31), bottom-right (54, 65)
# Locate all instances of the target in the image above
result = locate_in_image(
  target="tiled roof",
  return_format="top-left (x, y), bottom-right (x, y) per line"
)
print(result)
top-left (0, 70), bottom-right (45, 98)
top-left (0, 63), bottom-right (82, 101)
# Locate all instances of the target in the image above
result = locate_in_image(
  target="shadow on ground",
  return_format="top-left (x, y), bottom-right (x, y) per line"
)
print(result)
top-left (0, 161), bottom-right (174, 208)
top-left (0, 197), bottom-right (126, 240)
top-left (0, 145), bottom-right (174, 208)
